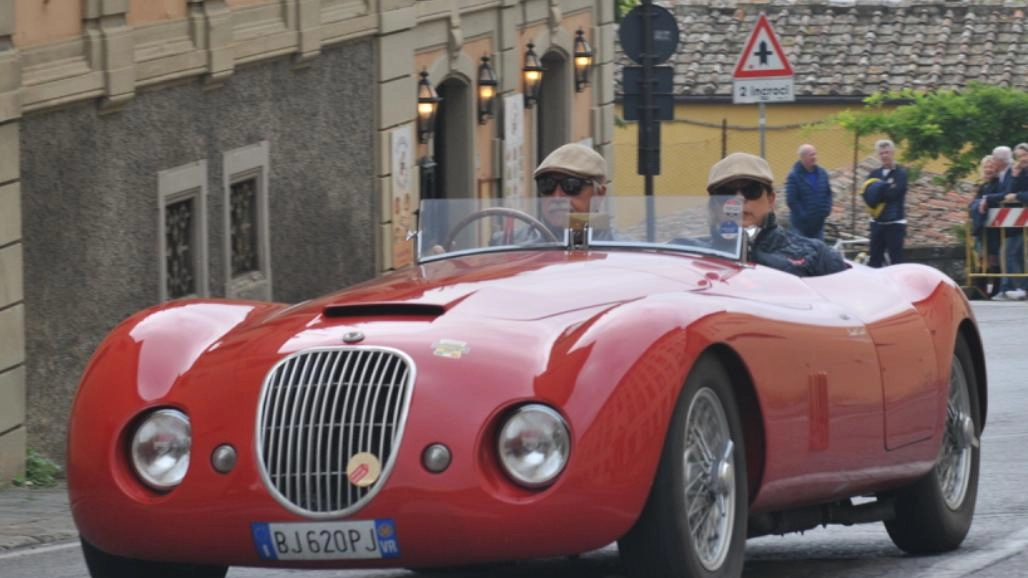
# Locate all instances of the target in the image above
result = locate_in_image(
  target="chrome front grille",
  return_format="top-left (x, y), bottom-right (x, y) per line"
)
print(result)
top-left (256, 347), bottom-right (414, 516)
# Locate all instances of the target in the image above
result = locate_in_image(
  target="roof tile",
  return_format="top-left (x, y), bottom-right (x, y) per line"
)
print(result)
top-left (617, 0), bottom-right (1028, 98)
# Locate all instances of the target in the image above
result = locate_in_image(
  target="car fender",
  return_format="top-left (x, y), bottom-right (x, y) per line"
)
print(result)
top-left (67, 298), bottom-right (287, 541)
top-left (886, 264), bottom-right (988, 431)
top-left (549, 292), bottom-right (731, 528)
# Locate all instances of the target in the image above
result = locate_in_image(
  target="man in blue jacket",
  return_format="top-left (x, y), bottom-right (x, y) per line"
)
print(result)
top-left (785, 144), bottom-right (833, 239)
top-left (866, 139), bottom-right (909, 267)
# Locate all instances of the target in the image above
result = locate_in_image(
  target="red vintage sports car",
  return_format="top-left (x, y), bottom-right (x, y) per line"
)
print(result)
top-left (67, 195), bottom-right (986, 578)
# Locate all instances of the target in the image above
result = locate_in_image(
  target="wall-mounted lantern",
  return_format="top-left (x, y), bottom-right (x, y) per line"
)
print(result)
top-left (416, 69), bottom-right (442, 143)
top-left (522, 42), bottom-right (544, 108)
top-left (477, 55), bottom-right (498, 124)
top-left (573, 29), bottom-right (594, 92)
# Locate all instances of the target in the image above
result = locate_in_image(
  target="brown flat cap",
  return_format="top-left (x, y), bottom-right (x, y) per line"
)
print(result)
top-left (534, 143), bottom-right (607, 181)
top-left (707, 152), bottom-right (774, 193)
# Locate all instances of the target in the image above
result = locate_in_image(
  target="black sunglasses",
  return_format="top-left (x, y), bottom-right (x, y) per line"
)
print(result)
top-left (536, 174), bottom-right (591, 197)
top-left (713, 181), bottom-right (766, 200)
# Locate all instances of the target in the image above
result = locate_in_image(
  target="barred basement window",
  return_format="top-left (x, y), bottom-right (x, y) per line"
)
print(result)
top-left (165, 198), bottom-right (196, 298)
top-left (158, 161), bottom-right (209, 301)
top-left (224, 141), bottom-right (272, 300)
top-left (230, 178), bottom-right (259, 276)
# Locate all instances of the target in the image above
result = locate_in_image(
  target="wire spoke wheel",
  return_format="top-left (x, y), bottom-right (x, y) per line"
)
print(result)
top-left (938, 354), bottom-right (974, 510)
top-left (883, 334), bottom-right (981, 555)
top-left (682, 388), bottom-right (736, 571)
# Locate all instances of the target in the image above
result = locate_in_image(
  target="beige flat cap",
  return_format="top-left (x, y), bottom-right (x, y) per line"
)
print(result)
top-left (707, 152), bottom-right (774, 193)
top-left (534, 143), bottom-right (607, 181)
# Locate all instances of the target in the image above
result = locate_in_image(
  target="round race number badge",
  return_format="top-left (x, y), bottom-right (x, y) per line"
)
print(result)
top-left (346, 452), bottom-right (382, 487)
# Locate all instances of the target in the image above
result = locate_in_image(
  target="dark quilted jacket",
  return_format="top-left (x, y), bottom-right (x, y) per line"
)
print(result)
top-left (749, 213), bottom-right (847, 277)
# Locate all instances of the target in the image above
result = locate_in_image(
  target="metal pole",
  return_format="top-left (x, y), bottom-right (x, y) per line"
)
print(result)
top-left (721, 118), bottom-right (727, 159)
top-left (851, 130), bottom-right (859, 235)
top-left (641, 0), bottom-right (656, 241)
top-left (758, 102), bottom-right (766, 158)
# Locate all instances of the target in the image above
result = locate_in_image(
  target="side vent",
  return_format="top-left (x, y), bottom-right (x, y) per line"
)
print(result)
top-left (809, 371), bottom-right (829, 451)
top-left (324, 303), bottom-right (446, 319)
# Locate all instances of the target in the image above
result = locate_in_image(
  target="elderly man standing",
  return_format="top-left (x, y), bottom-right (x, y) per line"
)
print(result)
top-left (785, 144), bottom-right (833, 239)
top-left (866, 139), bottom-right (909, 267)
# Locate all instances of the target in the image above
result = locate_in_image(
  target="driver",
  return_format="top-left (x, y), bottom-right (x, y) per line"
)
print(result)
top-left (707, 152), bottom-right (846, 277)
top-left (492, 143), bottom-right (612, 244)
top-left (533, 142), bottom-right (608, 220)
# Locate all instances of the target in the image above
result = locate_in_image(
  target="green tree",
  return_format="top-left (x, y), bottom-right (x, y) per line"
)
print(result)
top-left (616, 0), bottom-right (638, 22)
top-left (836, 82), bottom-right (1028, 185)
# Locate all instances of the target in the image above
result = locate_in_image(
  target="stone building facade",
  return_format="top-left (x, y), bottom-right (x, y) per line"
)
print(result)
top-left (0, 0), bottom-right (615, 477)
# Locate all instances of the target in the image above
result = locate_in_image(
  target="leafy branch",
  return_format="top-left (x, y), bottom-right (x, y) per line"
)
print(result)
top-left (836, 83), bottom-right (1028, 186)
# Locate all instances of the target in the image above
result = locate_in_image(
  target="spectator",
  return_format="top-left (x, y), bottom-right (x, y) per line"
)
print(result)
top-left (981, 146), bottom-right (1027, 300)
top-left (785, 144), bottom-right (834, 239)
top-left (969, 155), bottom-right (1001, 298)
top-left (708, 152), bottom-right (846, 277)
top-left (866, 140), bottom-right (909, 267)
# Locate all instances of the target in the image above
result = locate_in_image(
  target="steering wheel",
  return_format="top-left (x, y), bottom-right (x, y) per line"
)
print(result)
top-left (444, 207), bottom-right (560, 249)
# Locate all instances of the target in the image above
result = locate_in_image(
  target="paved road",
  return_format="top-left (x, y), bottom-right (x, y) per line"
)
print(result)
top-left (2, 301), bottom-right (1026, 578)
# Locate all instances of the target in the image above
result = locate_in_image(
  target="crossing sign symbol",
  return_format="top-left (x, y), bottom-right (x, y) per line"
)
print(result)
top-left (733, 14), bottom-right (794, 79)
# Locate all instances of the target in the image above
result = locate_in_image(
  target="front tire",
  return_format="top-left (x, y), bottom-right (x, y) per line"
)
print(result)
top-left (884, 334), bottom-right (981, 554)
top-left (81, 536), bottom-right (228, 578)
top-left (619, 354), bottom-right (748, 578)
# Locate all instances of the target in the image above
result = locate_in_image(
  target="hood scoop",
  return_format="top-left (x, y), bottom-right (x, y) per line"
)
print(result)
top-left (323, 303), bottom-right (446, 319)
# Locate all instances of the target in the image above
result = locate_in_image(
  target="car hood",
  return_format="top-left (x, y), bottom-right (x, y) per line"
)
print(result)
top-left (314, 250), bottom-right (736, 322)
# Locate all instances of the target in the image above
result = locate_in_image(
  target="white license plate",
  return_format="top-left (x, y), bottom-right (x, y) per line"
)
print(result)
top-left (251, 519), bottom-right (400, 561)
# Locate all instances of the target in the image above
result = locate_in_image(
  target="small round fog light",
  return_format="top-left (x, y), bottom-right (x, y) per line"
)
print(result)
top-left (422, 444), bottom-right (452, 473)
top-left (211, 444), bottom-right (237, 474)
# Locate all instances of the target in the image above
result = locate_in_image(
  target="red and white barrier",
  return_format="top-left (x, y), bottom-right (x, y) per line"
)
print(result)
top-left (987, 207), bottom-right (1028, 227)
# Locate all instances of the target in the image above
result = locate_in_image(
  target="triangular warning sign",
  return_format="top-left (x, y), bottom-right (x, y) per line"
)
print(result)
top-left (733, 14), bottom-right (794, 79)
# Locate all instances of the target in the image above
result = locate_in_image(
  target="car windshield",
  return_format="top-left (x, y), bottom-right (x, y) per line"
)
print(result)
top-left (414, 194), bottom-right (746, 263)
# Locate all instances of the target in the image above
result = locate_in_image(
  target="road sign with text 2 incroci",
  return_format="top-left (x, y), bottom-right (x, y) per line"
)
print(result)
top-left (732, 13), bottom-right (795, 104)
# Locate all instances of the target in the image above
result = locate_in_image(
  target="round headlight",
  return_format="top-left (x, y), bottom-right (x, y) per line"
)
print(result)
top-left (130, 408), bottom-right (191, 491)
top-left (497, 404), bottom-right (570, 488)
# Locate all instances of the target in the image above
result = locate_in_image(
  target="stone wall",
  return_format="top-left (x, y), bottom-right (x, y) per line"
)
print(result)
top-left (19, 41), bottom-right (376, 464)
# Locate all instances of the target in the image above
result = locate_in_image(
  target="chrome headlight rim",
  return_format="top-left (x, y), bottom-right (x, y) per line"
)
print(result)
top-left (496, 403), bottom-right (571, 489)
top-left (130, 408), bottom-right (192, 492)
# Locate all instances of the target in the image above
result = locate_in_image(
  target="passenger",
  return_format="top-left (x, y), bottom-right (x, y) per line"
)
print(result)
top-left (708, 152), bottom-right (847, 277)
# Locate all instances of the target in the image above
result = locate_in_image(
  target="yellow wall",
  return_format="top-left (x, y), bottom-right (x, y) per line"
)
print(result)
top-left (614, 102), bottom-right (898, 197)
top-left (128, 0), bottom-right (187, 26)
top-left (13, 0), bottom-right (81, 47)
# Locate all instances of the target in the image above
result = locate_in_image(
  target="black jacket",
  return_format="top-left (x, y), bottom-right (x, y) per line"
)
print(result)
top-left (867, 165), bottom-right (908, 223)
top-left (749, 213), bottom-right (847, 277)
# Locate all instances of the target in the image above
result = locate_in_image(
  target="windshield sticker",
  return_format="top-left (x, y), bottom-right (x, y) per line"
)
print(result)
top-left (719, 220), bottom-right (740, 240)
top-left (433, 339), bottom-right (470, 359)
top-left (722, 197), bottom-right (743, 218)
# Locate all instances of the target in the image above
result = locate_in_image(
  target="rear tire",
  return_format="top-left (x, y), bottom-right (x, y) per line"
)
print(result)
top-left (884, 334), bottom-right (981, 554)
top-left (619, 354), bottom-right (747, 578)
top-left (81, 536), bottom-right (228, 578)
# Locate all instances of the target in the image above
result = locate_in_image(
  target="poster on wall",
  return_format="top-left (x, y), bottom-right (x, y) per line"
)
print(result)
top-left (503, 93), bottom-right (525, 198)
top-left (391, 124), bottom-right (415, 268)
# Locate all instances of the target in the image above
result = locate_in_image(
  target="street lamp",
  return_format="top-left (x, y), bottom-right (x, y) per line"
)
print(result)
top-left (477, 55), bottom-right (498, 124)
top-left (416, 69), bottom-right (441, 144)
top-left (573, 29), bottom-right (594, 92)
top-left (522, 42), bottom-right (544, 108)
